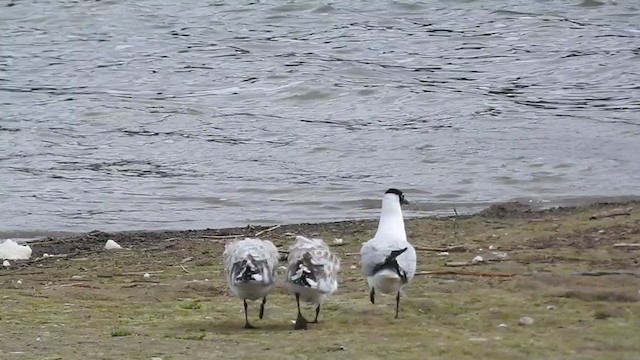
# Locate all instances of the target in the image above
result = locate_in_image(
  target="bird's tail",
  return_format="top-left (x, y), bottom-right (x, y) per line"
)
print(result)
top-left (234, 255), bottom-right (265, 283)
top-left (289, 252), bottom-right (318, 288)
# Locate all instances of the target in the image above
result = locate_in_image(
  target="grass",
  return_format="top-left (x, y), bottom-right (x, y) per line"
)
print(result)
top-left (111, 329), bottom-right (133, 337)
top-left (1, 201), bottom-right (639, 359)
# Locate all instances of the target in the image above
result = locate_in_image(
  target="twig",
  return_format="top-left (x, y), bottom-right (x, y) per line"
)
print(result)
top-left (179, 264), bottom-right (191, 274)
top-left (0, 270), bottom-right (45, 277)
top-left (201, 234), bottom-right (244, 239)
top-left (415, 270), bottom-right (517, 278)
top-left (590, 207), bottom-right (633, 220)
top-left (571, 271), bottom-right (640, 277)
top-left (415, 245), bottom-right (467, 253)
top-left (613, 243), bottom-right (640, 249)
top-left (444, 259), bottom-right (504, 267)
top-left (254, 225), bottom-right (281, 237)
top-left (122, 270), bottom-right (165, 276)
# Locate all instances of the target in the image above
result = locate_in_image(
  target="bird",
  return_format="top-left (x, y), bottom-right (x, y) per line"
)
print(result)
top-left (360, 188), bottom-right (417, 318)
top-left (286, 235), bottom-right (340, 330)
top-left (223, 237), bottom-right (279, 329)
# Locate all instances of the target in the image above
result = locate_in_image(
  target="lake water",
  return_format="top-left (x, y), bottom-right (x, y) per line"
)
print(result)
top-left (1, 0), bottom-right (639, 236)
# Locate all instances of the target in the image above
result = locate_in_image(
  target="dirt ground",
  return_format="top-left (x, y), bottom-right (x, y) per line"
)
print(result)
top-left (1, 201), bottom-right (639, 360)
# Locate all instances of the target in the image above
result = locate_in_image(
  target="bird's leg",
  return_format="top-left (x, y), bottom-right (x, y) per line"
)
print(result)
top-left (310, 304), bottom-right (321, 323)
top-left (243, 299), bottom-right (256, 329)
top-left (294, 293), bottom-right (308, 330)
top-left (370, 288), bottom-right (375, 304)
top-left (259, 296), bottom-right (267, 319)
top-left (395, 291), bottom-right (401, 319)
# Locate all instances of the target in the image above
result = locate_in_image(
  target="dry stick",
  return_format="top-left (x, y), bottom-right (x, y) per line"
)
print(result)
top-left (415, 270), bottom-right (517, 278)
top-left (179, 264), bottom-right (191, 274)
top-left (444, 259), bottom-right (504, 267)
top-left (571, 271), bottom-right (640, 277)
top-left (589, 207), bottom-right (633, 220)
top-left (254, 224), bottom-right (281, 237)
top-left (414, 245), bottom-right (467, 253)
top-left (201, 234), bottom-right (244, 239)
top-left (613, 243), bottom-right (640, 249)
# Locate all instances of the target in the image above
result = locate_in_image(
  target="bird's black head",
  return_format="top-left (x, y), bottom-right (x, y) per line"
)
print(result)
top-left (385, 188), bottom-right (409, 205)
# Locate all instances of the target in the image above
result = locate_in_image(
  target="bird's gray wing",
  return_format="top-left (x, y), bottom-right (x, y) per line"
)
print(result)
top-left (360, 241), bottom-right (388, 277)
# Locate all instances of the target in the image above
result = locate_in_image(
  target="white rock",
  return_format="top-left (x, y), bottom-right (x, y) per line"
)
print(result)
top-left (0, 239), bottom-right (33, 260)
top-left (151, 357), bottom-right (163, 360)
top-left (16, 279), bottom-right (23, 284)
top-left (3, 260), bottom-right (10, 267)
top-left (143, 273), bottom-right (151, 278)
top-left (546, 305), bottom-right (556, 310)
top-left (43, 253), bottom-right (50, 257)
top-left (471, 255), bottom-right (484, 264)
top-left (489, 245), bottom-right (496, 250)
top-left (518, 316), bottom-right (534, 326)
top-left (437, 252), bottom-right (449, 256)
top-left (498, 323), bottom-right (508, 328)
top-left (350, 265), bottom-right (356, 270)
top-left (333, 238), bottom-right (344, 245)
top-left (71, 275), bottom-right (83, 280)
top-left (104, 240), bottom-right (122, 250)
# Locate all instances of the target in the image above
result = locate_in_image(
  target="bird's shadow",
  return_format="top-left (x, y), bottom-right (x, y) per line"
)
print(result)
top-left (174, 319), bottom-right (296, 334)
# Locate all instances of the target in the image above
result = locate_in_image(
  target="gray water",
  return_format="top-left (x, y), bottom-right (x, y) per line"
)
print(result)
top-left (1, 0), bottom-right (639, 236)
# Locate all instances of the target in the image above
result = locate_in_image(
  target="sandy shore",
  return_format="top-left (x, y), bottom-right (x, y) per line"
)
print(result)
top-left (1, 201), bottom-right (639, 360)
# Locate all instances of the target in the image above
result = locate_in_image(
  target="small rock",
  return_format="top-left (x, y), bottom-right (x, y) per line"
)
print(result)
top-left (2, 260), bottom-right (10, 267)
top-left (437, 252), bottom-right (449, 256)
top-left (471, 255), bottom-right (484, 264)
top-left (43, 253), bottom-right (50, 257)
top-left (546, 305), bottom-right (556, 310)
top-left (143, 273), bottom-right (151, 278)
top-left (17, 279), bottom-right (23, 284)
top-left (598, 230), bottom-right (605, 234)
top-left (497, 323), bottom-right (508, 328)
top-left (104, 240), bottom-right (122, 250)
top-left (350, 265), bottom-right (356, 270)
top-left (489, 245), bottom-right (496, 250)
top-left (151, 357), bottom-right (163, 360)
top-left (333, 238), bottom-right (343, 245)
top-left (71, 275), bottom-right (83, 280)
top-left (518, 316), bottom-right (534, 326)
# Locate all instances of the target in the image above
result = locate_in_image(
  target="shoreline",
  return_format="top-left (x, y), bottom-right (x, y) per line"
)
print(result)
top-left (3, 194), bottom-right (640, 240)
top-left (1, 200), bottom-right (639, 359)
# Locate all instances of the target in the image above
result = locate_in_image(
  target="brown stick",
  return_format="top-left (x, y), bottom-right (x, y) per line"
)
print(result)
top-left (254, 225), bottom-right (281, 237)
top-left (613, 243), bottom-right (640, 249)
top-left (444, 259), bottom-right (504, 267)
top-left (590, 207), bottom-right (633, 220)
top-left (415, 270), bottom-right (516, 278)
top-left (571, 271), bottom-right (640, 277)
top-left (415, 245), bottom-right (467, 253)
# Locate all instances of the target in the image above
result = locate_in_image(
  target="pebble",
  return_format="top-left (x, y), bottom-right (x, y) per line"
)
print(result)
top-left (143, 273), bottom-right (151, 278)
top-left (546, 305), bottom-right (556, 310)
top-left (71, 275), bottom-right (83, 280)
top-left (498, 323), bottom-right (508, 328)
top-left (151, 357), bottom-right (163, 360)
top-left (437, 252), bottom-right (449, 256)
top-left (471, 255), bottom-right (484, 264)
top-left (350, 265), bottom-right (356, 270)
top-left (17, 279), bottom-right (23, 284)
top-left (2, 260), bottom-right (10, 267)
top-left (518, 316), bottom-right (534, 326)
top-left (333, 238), bottom-right (344, 245)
